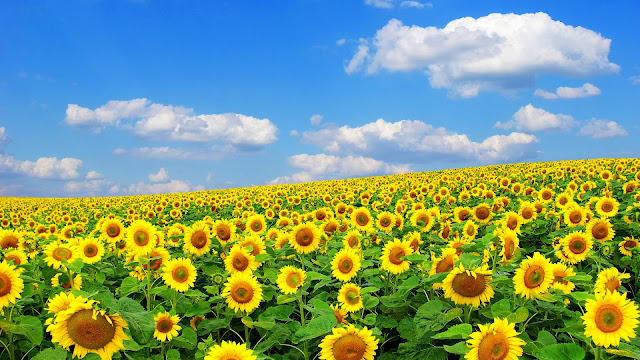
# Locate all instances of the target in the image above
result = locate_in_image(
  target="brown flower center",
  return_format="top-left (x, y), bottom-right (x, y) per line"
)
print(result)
top-left (568, 237), bottom-right (587, 254)
top-left (451, 272), bottom-right (487, 297)
top-left (217, 225), bottom-right (231, 241)
top-left (67, 309), bottom-right (117, 350)
top-left (522, 208), bottom-right (533, 220)
top-left (595, 305), bottom-right (624, 333)
top-left (504, 239), bottom-right (515, 260)
top-left (345, 289), bottom-right (360, 305)
top-left (339, 258), bottom-right (354, 274)
top-left (156, 318), bottom-right (174, 333)
top-left (0, 235), bottom-right (18, 249)
top-left (190, 230), bottom-right (208, 249)
top-left (172, 266), bottom-right (190, 283)
top-left (134, 230), bottom-right (150, 246)
top-left (435, 256), bottom-right (454, 273)
top-left (286, 273), bottom-right (301, 288)
top-left (477, 332), bottom-right (510, 360)
top-left (0, 273), bottom-right (12, 296)
top-left (458, 210), bottom-right (470, 221)
top-left (355, 214), bottom-right (369, 227)
top-left (624, 240), bottom-right (636, 250)
top-left (84, 244), bottom-right (98, 257)
top-left (332, 334), bottom-right (366, 360)
top-left (507, 218), bottom-right (518, 230)
top-left (389, 246), bottom-right (405, 265)
top-left (231, 282), bottom-right (254, 304)
top-left (475, 207), bottom-right (490, 220)
top-left (232, 254), bottom-right (249, 272)
top-left (107, 225), bottom-right (120, 237)
top-left (592, 223), bottom-right (608, 240)
top-left (5, 255), bottom-right (21, 266)
top-left (250, 221), bottom-right (263, 232)
top-left (523, 265), bottom-right (545, 289)
top-left (53, 247), bottom-right (73, 261)
top-left (602, 202), bottom-right (613, 212)
top-left (604, 279), bottom-right (620, 293)
top-left (296, 228), bottom-right (315, 246)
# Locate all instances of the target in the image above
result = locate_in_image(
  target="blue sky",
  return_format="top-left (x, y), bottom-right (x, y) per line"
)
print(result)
top-left (1, 0), bottom-right (639, 197)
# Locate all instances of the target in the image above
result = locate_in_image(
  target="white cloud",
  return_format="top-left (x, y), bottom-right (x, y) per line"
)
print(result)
top-left (206, 173), bottom-right (212, 184)
top-left (336, 38), bottom-right (346, 46)
top-left (310, 114), bottom-right (323, 126)
top-left (578, 119), bottom-right (628, 139)
top-left (269, 172), bottom-right (316, 185)
top-left (400, 1), bottom-right (432, 9)
top-left (112, 145), bottom-right (241, 161)
top-left (85, 171), bottom-right (104, 180)
top-left (0, 154), bottom-right (83, 179)
top-left (301, 118), bottom-right (539, 164)
top-left (631, 75), bottom-right (640, 85)
top-left (495, 104), bottom-right (576, 132)
top-left (125, 180), bottom-right (195, 195)
top-left (534, 83), bottom-right (601, 99)
top-left (149, 168), bottom-right (170, 183)
top-left (365, 0), bottom-right (394, 8)
top-left (65, 179), bottom-right (114, 196)
top-left (347, 13), bottom-right (619, 97)
top-left (0, 127), bottom-right (9, 149)
top-left (65, 99), bottom-right (278, 147)
top-left (289, 130), bottom-right (300, 137)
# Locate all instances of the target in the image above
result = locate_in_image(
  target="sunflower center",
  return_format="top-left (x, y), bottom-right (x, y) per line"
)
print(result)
top-left (0, 235), bottom-right (18, 249)
top-left (286, 273), bottom-right (301, 288)
top-left (191, 230), bottom-right (208, 249)
top-left (0, 273), bottom-right (12, 296)
top-left (595, 305), bottom-right (624, 333)
top-left (592, 223), bottom-right (608, 240)
top-left (542, 192), bottom-right (552, 200)
top-left (389, 247), bottom-right (405, 265)
top-left (65, 230), bottom-right (74, 238)
top-left (451, 272), bottom-right (487, 297)
top-left (522, 208), bottom-right (533, 220)
top-left (67, 309), bottom-right (117, 350)
top-left (570, 212), bottom-right (582, 223)
top-left (333, 334), bottom-right (366, 360)
top-left (232, 255), bottom-right (249, 271)
top-left (217, 225), bottom-right (231, 241)
top-left (107, 225), bottom-right (120, 237)
top-left (347, 237), bottom-right (359, 248)
top-left (477, 332), bottom-right (509, 360)
top-left (5, 255), bottom-right (20, 265)
top-left (146, 253), bottom-right (163, 271)
top-left (231, 282), bottom-right (254, 304)
top-left (84, 244), bottom-right (98, 257)
top-left (410, 239), bottom-right (420, 253)
top-left (417, 215), bottom-right (429, 226)
top-left (466, 226), bottom-right (476, 237)
top-left (172, 266), bottom-right (190, 283)
top-left (458, 210), bottom-right (470, 221)
top-left (156, 318), bottom-right (174, 333)
top-left (602, 202), bottom-right (613, 212)
top-left (345, 290), bottom-right (360, 305)
top-left (339, 258), bottom-right (354, 274)
top-left (604, 279), bottom-right (620, 293)
top-left (53, 247), bottom-right (72, 261)
top-left (476, 207), bottom-right (490, 220)
top-left (296, 228), bottom-right (314, 246)
top-left (436, 256), bottom-right (454, 273)
top-left (250, 221), bottom-right (262, 232)
top-left (523, 265), bottom-right (545, 289)
top-left (334, 309), bottom-right (344, 324)
top-left (624, 240), bottom-right (636, 250)
top-left (316, 211), bottom-right (326, 221)
top-left (507, 218), bottom-right (518, 230)
top-left (134, 230), bottom-right (150, 246)
top-left (116, 240), bottom-right (126, 250)
top-left (441, 225), bottom-right (451, 239)
top-left (380, 217), bottom-right (391, 227)
top-left (356, 214), bottom-right (369, 226)
top-left (569, 238), bottom-right (586, 254)
top-left (504, 239), bottom-right (515, 260)
top-left (554, 274), bottom-right (569, 285)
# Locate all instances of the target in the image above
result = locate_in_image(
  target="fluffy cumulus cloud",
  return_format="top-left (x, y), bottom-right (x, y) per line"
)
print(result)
top-left (310, 114), bottom-right (323, 126)
top-left (400, 1), bottom-right (432, 9)
top-left (346, 13), bottom-right (619, 97)
top-left (0, 127), bottom-right (9, 149)
top-left (85, 171), bottom-right (104, 180)
top-left (149, 168), bottom-right (170, 183)
top-left (0, 154), bottom-right (82, 179)
top-left (65, 98), bottom-right (278, 147)
top-left (578, 119), bottom-right (628, 139)
top-left (270, 154), bottom-right (410, 184)
top-left (112, 145), bottom-right (247, 161)
top-left (495, 104), bottom-right (576, 132)
top-left (300, 118), bottom-right (539, 164)
top-left (64, 179), bottom-right (115, 196)
top-left (365, 0), bottom-right (394, 8)
top-left (534, 83), bottom-right (601, 99)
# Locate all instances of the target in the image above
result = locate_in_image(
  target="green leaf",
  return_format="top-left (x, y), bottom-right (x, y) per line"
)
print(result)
top-left (536, 331), bottom-right (557, 346)
top-left (432, 323), bottom-right (472, 340)
top-left (292, 314), bottom-right (337, 342)
top-left (491, 299), bottom-right (511, 318)
top-left (444, 341), bottom-right (470, 355)
top-left (197, 317), bottom-right (231, 335)
top-left (260, 305), bottom-right (294, 321)
top-left (376, 314), bottom-right (398, 329)
top-left (416, 300), bottom-right (443, 318)
top-left (397, 275), bottom-right (420, 294)
top-left (402, 253), bottom-right (427, 262)
top-left (507, 306), bottom-right (529, 323)
top-left (533, 343), bottom-right (585, 360)
top-left (277, 295), bottom-right (297, 304)
top-left (166, 349), bottom-right (181, 360)
top-left (117, 297), bottom-right (156, 345)
top-left (459, 253), bottom-right (482, 269)
top-left (0, 316), bottom-right (44, 345)
top-left (605, 342), bottom-right (640, 358)
top-left (120, 276), bottom-right (145, 296)
top-left (362, 313), bottom-right (377, 326)
top-left (570, 292), bottom-right (595, 303)
top-left (173, 327), bottom-right (197, 349)
top-left (184, 300), bottom-right (211, 317)
top-left (31, 348), bottom-right (68, 360)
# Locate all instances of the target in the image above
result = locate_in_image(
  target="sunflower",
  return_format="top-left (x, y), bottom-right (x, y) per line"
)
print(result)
top-left (453, 207), bottom-right (473, 223)
top-left (204, 341), bottom-right (257, 360)
top-left (47, 299), bottom-right (129, 360)
top-left (126, 220), bottom-right (157, 256)
top-left (2, 250), bottom-right (28, 266)
top-left (560, 232), bottom-right (593, 264)
top-left (563, 205), bottom-right (587, 227)
top-left (619, 237), bottom-right (639, 256)
top-left (46, 292), bottom-right (88, 314)
top-left (331, 248), bottom-right (361, 282)
top-left (44, 241), bottom-right (76, 269)
top-left (498, 229), bottom-right (519, 262)
top-left (245, 214), bottom-right (267, 235)
top-left (136, 246), bottom-right (171, 272)
top-left (351, 207), bottom-right (373, 232)
top-left (586, 218), bottom-right (614, 243)
top-left (550, 263), bottom-right (576, 294)
top-left (289, 223), bottom-right (321, 253)
top-left (0, 261), bottom-right (23, 309)
top-left (190, 316), bottom-right (205, 331)
top-left (375, 211), bottom-right (395, 234)
top-left (582, 291), bottom-right (639, 348)
top-left (465, 318), bottom-right (525, 360)
top-left (338, 283), bottom-right (363, 313)
top-left (518, 201), bottom-right (537, 223)
top-left (439, 220), bottom-right (452, 241)
top-left (595, 197), bottom-right (620, 218)
top-left (162, 257), bottom-right (197, 292)
top-left (318, 324), bottom-right (378, 360)
top-left (183, 222), bottom-right (212, 256)
top-left (74, 237), bottom-right (105, 264)
top-left (462, 221), bottom-right (478, 239)
top-left (403, 231), bottom-right (422, 254)
top-left (343, 230), bottom-right (362, 249)
top-left (429, 247), bottom-right (459, 277)
top-left (154, 311), bottom-right (181, 342)
top-left (513, 252), bottom-right (554, 299)
top-left (472, 204), bottom-right (493, 224)
top-left (380, 239), bottom-right (412, 275)
top-left (442, 265), bottom-right (494, 307)
top-left (410, 209), bottom-right (434, 232)
top-left (0, 229), bottom-right (21, 250)
top-left (224, 245), bottom-right (258, 275)
top-left (276, 266), bottom-right (306, 294)
top-left (221, 272), bottom-right (263, 314)
top-left (594, 267), bottom-right (631, 296)
top-left (239, 234), bottom-right (266, 257)
top-left (501, 211), bottom-right (523, 234)
top-left (52, 272), bottom-right (82, 291)
top-left (331, 304), bottom-right (349, 325)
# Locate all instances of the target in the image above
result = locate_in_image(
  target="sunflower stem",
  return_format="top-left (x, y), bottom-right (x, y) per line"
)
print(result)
top-left (594, 346), bottom-right (601, 360)
top-left (244, 326), bottom-right (251, 347)
top-left (465, 305), bottom-right (473, 324)
top-left (4, 309), bottom-right (14, 360)
top-left (146, 258), bottom-right (154, 312)
top-left (298, 289), bottom-right (309, 360)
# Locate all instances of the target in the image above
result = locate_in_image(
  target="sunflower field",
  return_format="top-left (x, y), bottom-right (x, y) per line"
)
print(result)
top-left (1, 158), bottom-right (640, 360)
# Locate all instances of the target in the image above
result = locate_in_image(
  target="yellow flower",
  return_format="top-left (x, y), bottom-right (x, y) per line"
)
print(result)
top-left (498, 229), bottom-right (519, 262)
top-left (46, 292), bottom-right (88, 314)
top-left (472, 203), bottom-right (493, 224)
top-left (154, 311), bottom-right (181, 342)
top-left (331, 248), bottom-right (361, 282)
top-left (595, 197), bottom-right (619, 218)
top-left (183, 221), bottom-right (212, 256)
top-left (375, 211), bottom-right (395, 234)
top-left (410, 209), bottom-right (434, 232)
top-left (0, 261), bottom-right (23, 309)
top-left (100, 218), bottom-right (125, 244)
top-left (619, 237), bottom-right (638, 257)
top-left (2, 250), bottom-right (28, 266)
top-left (465, 318), bottom-right (525, 360)
top-left (245, 214), bottom-right (267, 235)
top-left (204, 341), bottom-right (257, 360)
top-left (0, 229), bottom-right (22, 250)
top-left (222, 272), bottom-right (263, 314)
top-left (594, 267), bottom-right (631, 296)
top-left (550, 263), bottom-right (576, 294)
top-left (563, 205), bottom-right (587, 227)
top-left (586, 218), bottom-right (614, 243)
top-left (162, 257), bottom-right (197, 292)
top-left (276, 266), bottom-right (306, 294)
top-left (319, 324), bottom-right (378, 360)
top-left (52, 272), bottom-right (82, 291)
top-left (442, 265), bottom-right (494, 308)
top-left (513, 252), bottom-right (554, 299)
top-left (379, 239), bottom-right (412, 275)
top-left (126, 220), bottom-right (157, 256)
top-left (224, 245), bottom-right (258, 275)
top-left (289, 223), bottom-right (321, 254)
top-left (582, 291), bottom-right (639, 348)
top-left (74, 237), bottom-right (105, 264)
top-left (560, 232), bottom-right (593, 264)
top-left (337, 283), bottom-right (363, 313)
top-left (351, 207), bottom-right (373, 232)
top-left (501, 211), bottom-right (523, 234)
top-left (44, 241), bottom-right (76, 270)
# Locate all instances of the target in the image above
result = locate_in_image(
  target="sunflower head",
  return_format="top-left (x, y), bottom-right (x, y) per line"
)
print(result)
top-left (465, 318), bottom-right (525, 360)
top-left (221, 272), bottom-right (263, 314)
top-left (331, 248), bottom-right (362, 282)
top-left (161, 257), bottom-right (197, 292)
top-left (276, 265), bottom-right (306, 294)
top-left (154, 311), bottom-right (182, 342)
top-left (337, 283), bottom-right (363, 313)
top-left (513, 252), bottom-right (554, 299)
top-left (380, 239), bottom-right (412, 275)
top-left (582, 291), bottom-right (640, 348)
top-left (318, 324), bottom-right (378, 360)
top-left (204, 341), bottom-right (257, 360)
top-left (442, 264), bottom-right (494, 308)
